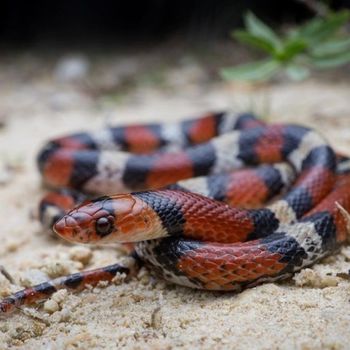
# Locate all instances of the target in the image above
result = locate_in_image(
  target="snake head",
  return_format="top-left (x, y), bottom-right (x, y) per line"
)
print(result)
top-left (53, 194), bottom-right (165, 243)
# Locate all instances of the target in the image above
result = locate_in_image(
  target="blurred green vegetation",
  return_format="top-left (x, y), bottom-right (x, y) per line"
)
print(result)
top-left (221, 10), bottom-right (350, 82)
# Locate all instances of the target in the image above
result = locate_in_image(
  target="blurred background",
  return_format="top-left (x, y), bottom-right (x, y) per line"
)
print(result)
top-left (0, 0), bottom-right (349, 151)
top-left (0, 0), bottom-right (349, 134)
top-left (0, 0), bottom-right (349, 46)
top-left (0, 1), bottom-right (312, 45)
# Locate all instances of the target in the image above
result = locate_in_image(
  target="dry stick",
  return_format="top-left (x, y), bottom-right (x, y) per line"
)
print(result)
top-left (0, 265), bottom-right (15, 284)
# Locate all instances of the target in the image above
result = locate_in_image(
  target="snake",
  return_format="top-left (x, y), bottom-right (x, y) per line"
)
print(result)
top-left (1, 111), bottom-right (350, 314)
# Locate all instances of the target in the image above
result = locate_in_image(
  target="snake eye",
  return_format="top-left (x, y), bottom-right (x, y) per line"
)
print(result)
top-left (95, 216), bottom-right (113, 237)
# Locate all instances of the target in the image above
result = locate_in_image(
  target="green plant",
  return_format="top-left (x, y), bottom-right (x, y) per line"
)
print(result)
top-left (221, 10), bottom-right (350, 82)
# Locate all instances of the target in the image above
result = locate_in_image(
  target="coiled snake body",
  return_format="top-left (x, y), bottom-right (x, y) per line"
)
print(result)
top-left (1, 112), bottom-right (350, 313)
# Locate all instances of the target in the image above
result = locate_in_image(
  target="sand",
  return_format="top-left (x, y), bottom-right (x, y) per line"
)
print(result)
top-left (0, 51), bottom-right (350, 350)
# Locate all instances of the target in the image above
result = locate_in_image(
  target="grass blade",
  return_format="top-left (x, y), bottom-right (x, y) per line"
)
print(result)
top-left (221, 59), bottom-right (280, 81)
top-left (311, 38), bottom-right (350, 57)
top-left (233, 30), bottom-right (276, 54)
top-left (312, 51), bottom-right (350, 68)
top-left (245, 12), bottom-right (282, 49)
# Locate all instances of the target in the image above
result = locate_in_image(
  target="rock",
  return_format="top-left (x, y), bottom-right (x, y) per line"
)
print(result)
top-left (51, 289), bottom-right (68, 304)
top-left (43, 289), bottom-right (68, 314)
top-left (43, 299), bottom-right (59, 314)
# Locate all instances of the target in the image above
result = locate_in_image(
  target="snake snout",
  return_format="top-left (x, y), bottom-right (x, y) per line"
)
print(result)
top-left (53, 216), bottom-right (66, 236)
top-left (53, 215), bottom-right (78, 240)
top-left (53, 211), bottom-right (93, 243)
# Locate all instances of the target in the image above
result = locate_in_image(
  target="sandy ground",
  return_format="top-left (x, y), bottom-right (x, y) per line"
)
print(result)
top-left (0, 50), bottom-right (350, 350)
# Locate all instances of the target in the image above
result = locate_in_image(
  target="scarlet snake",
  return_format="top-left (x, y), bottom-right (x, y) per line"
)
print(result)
top-left (1, 111), bottom-right (350, 314)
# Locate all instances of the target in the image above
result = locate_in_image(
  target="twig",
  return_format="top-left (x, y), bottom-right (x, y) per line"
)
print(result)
top-left (0, 265), bottom-right (15, 284)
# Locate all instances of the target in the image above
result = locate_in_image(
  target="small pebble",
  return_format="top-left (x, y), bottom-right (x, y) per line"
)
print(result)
top-left (43, 290), bottom-right (68, 314)
top-left (69, 246), bottom-right (92, 265)
top-left (41, 260), bottom-right (82, 278)
top-left (56, 308), bottom-right (71, 322)
top-left (294, 268), bottom-right (339, 288)
top-left (112, 272), bottom-right (127, 285)
top-left (44, 299), bottom-right (59, 314)
top-left (96, 280), bottom-right (109, 288)
top-left (51, 289), bottom-right (68, 304)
